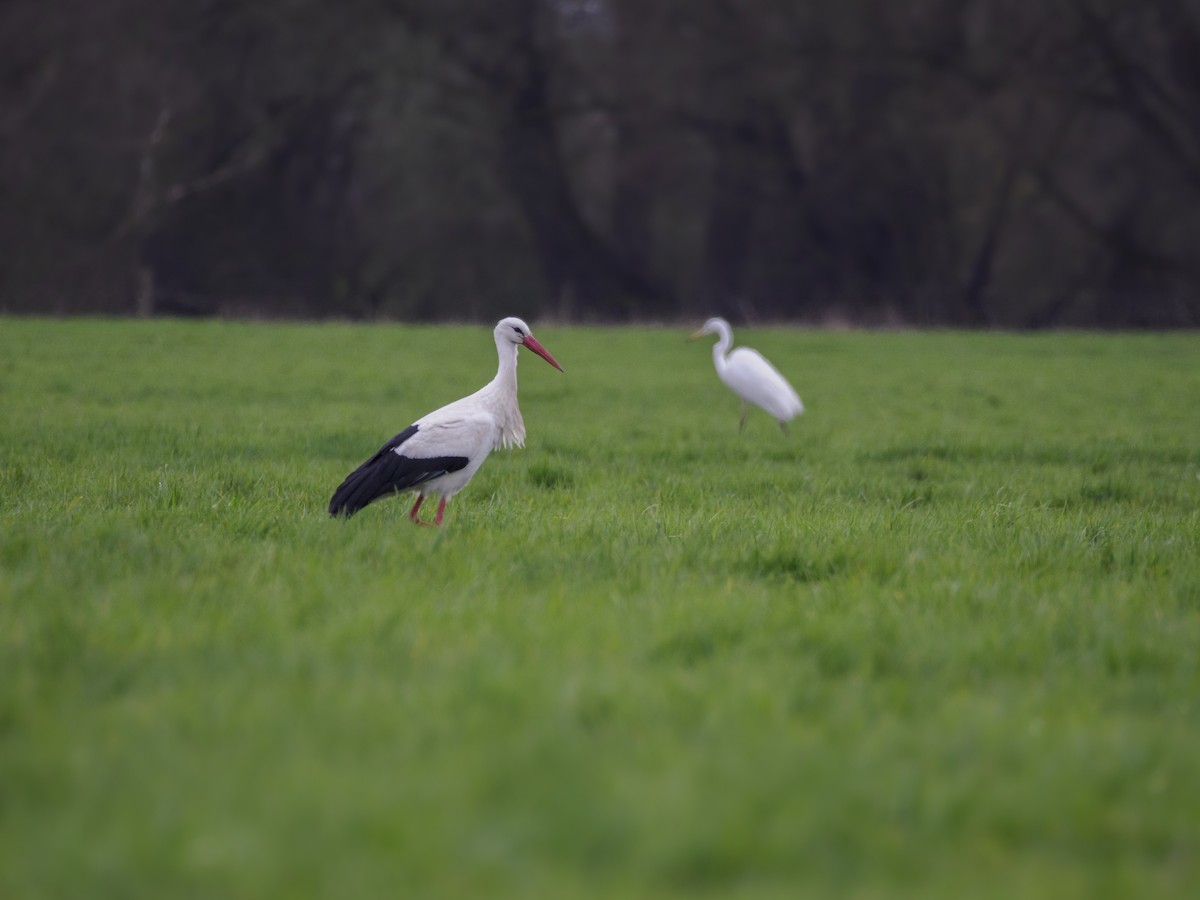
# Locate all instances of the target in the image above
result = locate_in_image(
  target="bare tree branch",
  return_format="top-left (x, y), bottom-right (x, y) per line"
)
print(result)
top-left (1070, 0), bottom-right (1200, 192)
top-left (0, 55), bottom-right (59, 140)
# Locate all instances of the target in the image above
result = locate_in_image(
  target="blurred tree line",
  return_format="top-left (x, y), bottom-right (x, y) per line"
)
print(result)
top-left (2, 0), bottom-right (1198, 326)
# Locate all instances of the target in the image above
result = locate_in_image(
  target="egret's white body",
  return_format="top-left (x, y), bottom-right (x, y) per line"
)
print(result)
top-left (329, 317), bottom-right (562, 525)
top-left (691, 317), bottom-right (803, 430)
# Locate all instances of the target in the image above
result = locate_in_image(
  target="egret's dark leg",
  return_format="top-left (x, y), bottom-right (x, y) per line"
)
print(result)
top-left (739, 401), bottom-right (747, 432)
top-left (779, 419), bottom-right (789, 434)
top-left (434, 496), bottom-right (448, 526)
top-left (409, 493), bottom-right (426, 525)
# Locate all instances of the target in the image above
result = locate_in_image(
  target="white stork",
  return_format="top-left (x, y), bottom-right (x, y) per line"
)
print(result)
top-left (329, 316), bottom-right (563, 525)
top-left (690, 317), bottom-right (804, 431)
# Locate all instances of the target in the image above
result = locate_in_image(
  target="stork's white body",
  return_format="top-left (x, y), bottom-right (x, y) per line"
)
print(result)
top-left (406, 348), bottom-right (529, 496)
top-left (692, 317), bottom-right (803, 430)
top-left (329, 317), bottom-right (562, 525)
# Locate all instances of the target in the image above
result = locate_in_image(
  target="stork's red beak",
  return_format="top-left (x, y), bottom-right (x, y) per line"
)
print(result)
top-left (522, 335), bottom-right (563, 372)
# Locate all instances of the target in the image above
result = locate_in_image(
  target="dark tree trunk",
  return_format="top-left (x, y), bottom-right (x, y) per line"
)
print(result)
top-left (701, 138), bottom-right (756, 322)
top-left (496, 44), bottom-right (658, 320)
top-left (961, 148), bottom-right (1022, 326)
top-left (611, 115), bottom-right (655, 300)
top-left (609, 0), bottom-right (658, 309)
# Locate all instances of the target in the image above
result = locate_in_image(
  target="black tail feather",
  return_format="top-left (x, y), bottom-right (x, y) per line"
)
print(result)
top-left (328, 458), bottom-right (397, 516)
top-left (328, 426), bottom-right (468, 518)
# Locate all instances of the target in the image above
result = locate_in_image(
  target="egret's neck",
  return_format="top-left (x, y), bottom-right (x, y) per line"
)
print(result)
top-left (711, 328), bottom-right (733, 374)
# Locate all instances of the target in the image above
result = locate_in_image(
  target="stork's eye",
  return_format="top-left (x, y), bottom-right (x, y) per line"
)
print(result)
top-left (513, 326), bottom-right (525, 337)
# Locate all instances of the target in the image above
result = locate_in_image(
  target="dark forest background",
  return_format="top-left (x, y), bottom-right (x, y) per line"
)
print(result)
top-left (2, 0), bottom-right (1199, 326)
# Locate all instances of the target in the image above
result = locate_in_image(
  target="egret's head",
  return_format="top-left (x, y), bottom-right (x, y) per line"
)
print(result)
top-left (495, 316), bottom-right (563, 371)
top-left (689, 317), bottom-right (732, 342)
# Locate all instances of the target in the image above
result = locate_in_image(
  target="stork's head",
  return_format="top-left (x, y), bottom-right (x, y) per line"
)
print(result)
top-left (495, 317), bottom-right (563, 372)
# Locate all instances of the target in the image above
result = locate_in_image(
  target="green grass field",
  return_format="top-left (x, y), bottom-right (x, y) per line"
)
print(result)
top-left (1, 317), bottom-right (1198, 899)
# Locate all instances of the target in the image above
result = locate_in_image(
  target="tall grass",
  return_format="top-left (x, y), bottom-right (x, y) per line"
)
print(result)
top-left (1, 318), bottom-right (1198, 898)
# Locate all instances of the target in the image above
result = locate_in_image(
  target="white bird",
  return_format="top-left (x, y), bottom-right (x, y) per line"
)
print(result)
top-left (690, 317), bottom-right (804, 431)
top-left (329, 317), bottom-right (563, 526)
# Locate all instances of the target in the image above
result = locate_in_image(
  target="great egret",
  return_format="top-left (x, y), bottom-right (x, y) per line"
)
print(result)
top-left (690, 317), bottom-right (803, 431)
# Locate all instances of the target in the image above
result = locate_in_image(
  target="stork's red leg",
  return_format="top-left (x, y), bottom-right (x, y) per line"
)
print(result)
top-left (434, 496), bottom-right (447, 526)
top-left (409, 494), bottom-right (426, 525)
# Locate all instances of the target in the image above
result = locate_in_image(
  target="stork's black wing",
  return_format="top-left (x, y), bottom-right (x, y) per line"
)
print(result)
top-left (328, 425), bottom-right (469, 517)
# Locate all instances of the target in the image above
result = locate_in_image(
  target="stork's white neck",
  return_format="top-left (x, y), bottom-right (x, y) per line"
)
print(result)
top-left (494, 336), bottom-right (519, 388)
top-left (477, 335), bottom-right (525, 448)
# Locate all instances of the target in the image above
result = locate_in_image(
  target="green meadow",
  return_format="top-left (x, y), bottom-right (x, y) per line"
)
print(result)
top-left (1, 317), bottom-right (1198, 899)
